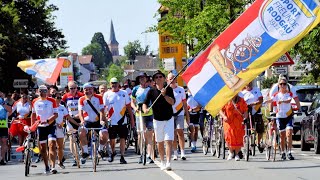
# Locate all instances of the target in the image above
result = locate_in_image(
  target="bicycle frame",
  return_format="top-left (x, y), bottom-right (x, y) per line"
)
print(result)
top-left (86, 128), bottom-right (102, 172)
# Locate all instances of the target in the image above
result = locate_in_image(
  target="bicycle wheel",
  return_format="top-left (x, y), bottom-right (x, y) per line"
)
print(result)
top-left (251, 129), bottom-right (256, 156)
top-left (142, 135), bottom-right (147, 165)
top-left (92, 136), bottom-right (98, 172)
top-left (221, 128), bottom-right (226, 159)
top-left (265, 129), bottom-right (271, 160)
top-left (24, 149), bottom-right (31, 176)
top-left (72, 137), bottom-right (80, 168)
top-left (273, 131), bottom-right (277, 162)
top-left (202, 121), bottom-right (209, 155)
top-left (216, 127), bottom-right (221, 158)
top-left (245, 135), bottom-right (250, 161)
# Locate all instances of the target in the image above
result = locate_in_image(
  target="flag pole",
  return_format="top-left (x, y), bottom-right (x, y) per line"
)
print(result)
top-left (147, 37), bottom-right (215, 111)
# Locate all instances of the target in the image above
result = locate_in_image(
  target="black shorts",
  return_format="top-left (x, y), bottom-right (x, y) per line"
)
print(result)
top-left (38, 125), bottom-right (56, 143)
top-left (252, 114), bottom-right (264, 134)
top-left (189, 112), bottom-right (200, 125)
top-left (109, 125), bottom-right (128, 139)
top-left (84, 121), bottom-right (106, 134)
top-left (0, 128), bottom-right (8, 138)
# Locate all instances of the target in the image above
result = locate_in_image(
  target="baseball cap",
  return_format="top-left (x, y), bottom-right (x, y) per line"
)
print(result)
top-left (152, 70), bottom-right (166, 80)
top-left (83, 83), bottom-right (93, 89)
top-left (110, 77), bottom-right (118, 83)
top-left (137, 72), bottom-right (147, 78)
top-left (38, 85), bottom-right (48, 91)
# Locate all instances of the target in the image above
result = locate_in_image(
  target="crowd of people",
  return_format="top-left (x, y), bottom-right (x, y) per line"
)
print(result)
top-left (0, 71), bottom-right (301, 174)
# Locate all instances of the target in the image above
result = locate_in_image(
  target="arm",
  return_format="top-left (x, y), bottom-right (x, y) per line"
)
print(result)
top-left (3, 104), bottom-right (12, 116)
top-left (131, 98), bottom-right (139, 112)
top-left (66, 114), bottom-right (80, 127)
top-left (31, 112), bottom-right (36, 125)
top-left (182, 100), bottom-right (190, 125)
top-left (79, 110), bottom-right (85, 125)
top-left (294, 97), bottom-right (301, 110)
top-left (219, 110), bottom-right (228, 122)
top-left (161, 88), bottom-right (175, 105)
top-left (47, 113), bottom-right (58, 125)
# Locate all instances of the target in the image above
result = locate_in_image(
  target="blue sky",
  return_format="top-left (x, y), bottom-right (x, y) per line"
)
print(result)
top-left (49, 0), bottom-right (160, 56)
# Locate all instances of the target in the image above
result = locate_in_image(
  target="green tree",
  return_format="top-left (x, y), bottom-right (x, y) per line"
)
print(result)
top-left (91, 32), bottom-right (113, 68)
top-left (124, 40), bottom-right (149, 60)
top-left (153, 0), bottom-right (245, 55)
top-left (0, 0), bottom-right (66, 91)
top-left (261, 76), bottom-right (278, 89)
top-left (82, 43), bottom-right (104, 69)
top-left (105, 64), bottom-right (124, 83)
top-left (291, 26), bottom-right (320, 82)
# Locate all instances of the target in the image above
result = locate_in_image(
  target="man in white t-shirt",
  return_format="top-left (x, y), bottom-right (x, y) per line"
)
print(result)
top-left (103, 77), bottom-right (134, 164)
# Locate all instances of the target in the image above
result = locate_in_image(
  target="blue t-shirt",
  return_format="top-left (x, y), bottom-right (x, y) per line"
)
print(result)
top-left (0, 105), bottom-right (8, 120)
top-left (131, 85), bottom-right (153, 116)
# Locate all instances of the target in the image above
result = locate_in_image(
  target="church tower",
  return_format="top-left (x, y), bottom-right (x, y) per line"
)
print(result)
top-left (108, 20), bottom-right (119, 56)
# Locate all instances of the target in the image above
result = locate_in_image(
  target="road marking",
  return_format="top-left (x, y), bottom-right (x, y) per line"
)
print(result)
top-left (299, 154), bottom-right (308, 156)
top-left (154, 160), bottom-right (183, 180)
top-left (314, 157), bottom-right (320, 160)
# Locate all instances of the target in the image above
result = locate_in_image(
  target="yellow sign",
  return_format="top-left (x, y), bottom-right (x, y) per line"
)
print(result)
top-left (159, 34), bottom-right (186, 85)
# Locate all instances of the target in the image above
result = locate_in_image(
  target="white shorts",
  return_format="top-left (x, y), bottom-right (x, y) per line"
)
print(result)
top-left (153, 117), bottom-right (174, 142)
top-left (55, 127), bottom-right (65, 139)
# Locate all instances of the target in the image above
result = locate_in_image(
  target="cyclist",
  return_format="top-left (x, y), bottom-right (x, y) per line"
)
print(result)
top-left (0, 97), bottom-right (12, 165)
top-left (143, 70), bottom-right (175, 171)
top-left (62, 81), bottom-right (84, 166)
top-left (54, 91), bottom-right (79, 169)
top-left (186, 89), bottom-right (201, 153)
top-left (167, 72), bottom-right (189, 160)
top-left (104, 77), bottom-right (134, 164)
top-left (241, 81), bottom-right (264, 153)
top-left (270, 77), bottom-right (295, 160)
top-left (131, 72), bottom-right (154, 164)
top-left (10, 91), bottom-right (31, 162)
top-left (78, 83), bottom-right (108, 164)
top-left (31, 85), bottom-right (58, 174)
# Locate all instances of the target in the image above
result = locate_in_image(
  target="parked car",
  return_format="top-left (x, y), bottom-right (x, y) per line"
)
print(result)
top-left (300, 94), bottom-right (320, 153)
top-left (291, 85), bottom-right (320, 140)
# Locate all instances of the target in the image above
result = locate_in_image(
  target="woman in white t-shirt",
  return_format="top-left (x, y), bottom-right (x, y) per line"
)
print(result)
top-left (271, 77), bottom-right (295, 161)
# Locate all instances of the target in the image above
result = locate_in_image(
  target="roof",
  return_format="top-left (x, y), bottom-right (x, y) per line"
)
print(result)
top-left (133, 55), bottom-right (160, 71)
top-left (108, 20), bottom-right (119, 45)
top-left (78, 55), bottom-right (93, 64)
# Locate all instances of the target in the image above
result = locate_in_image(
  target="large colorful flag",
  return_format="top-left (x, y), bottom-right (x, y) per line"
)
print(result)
top-left (17, 58), bottom-right (65, 85)
top-left (182, 0), bottom-right (320, 116)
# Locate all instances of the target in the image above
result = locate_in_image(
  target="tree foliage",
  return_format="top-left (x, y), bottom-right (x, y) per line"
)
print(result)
top-left (82, 43), bottom-right (104, 69)
top-left (0, 0), bottom-right (66, 91)
top-left (103, 64), bottom-right (124, 83)
top-left (124, 40), bottom-right (149, 60)
top-left (291, 26), bottom-right (320, 81)
top-left (155, 0), bottom-right (245, 55)
top-left (90, 32), bottom-right (113, 68)
top-left (261, 76), bottom-right (278, 89)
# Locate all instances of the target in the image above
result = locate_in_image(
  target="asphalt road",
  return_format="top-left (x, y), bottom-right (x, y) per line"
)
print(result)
top-left (1, 141), bottom-right (320, 180)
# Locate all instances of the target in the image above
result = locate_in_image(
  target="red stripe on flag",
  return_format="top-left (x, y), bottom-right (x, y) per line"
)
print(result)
top-left (215, 0), bottom-right (264, 50)
top-left (46, 58), bottom-right (65, 85)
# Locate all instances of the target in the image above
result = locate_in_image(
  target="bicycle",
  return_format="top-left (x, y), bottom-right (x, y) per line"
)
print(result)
top-left (66, 129), bottom-right (81, 168)
top-left (215, 116), bottom-right (226, 159)
top-left (86, 127), bottom-right (102, 172)
top-left (242, 114), bottom-right (256, 161)
top-left (202, 114), bottom-right (215, 156)
top-left (125, 123), bottom-right (138, 153)
top-left (14, 120), bottom-right (39, 177)
top-left (265, 113), bottom-right (279, 162)
top-left (248, 111), bottom-right (257, 156)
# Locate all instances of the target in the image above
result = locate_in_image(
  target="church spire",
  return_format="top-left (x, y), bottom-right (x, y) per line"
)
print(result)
top-left (109, 20), bottom-right (119, 45)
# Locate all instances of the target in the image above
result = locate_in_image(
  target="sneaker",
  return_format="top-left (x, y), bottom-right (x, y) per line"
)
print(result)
top-left (35, 156), bottom-right (41, 163)
top-left (98, 150), bottom-right (108, 161)
top-left (235, 155), bottom-right (240, 161)
top-left (120, 156), bottom-right (127, 164)
top-left (72, 159), bottom-right (77, 167)
top-left (50, 168), bottom-right (58, 174)
top-left (108, 152), bottom-right (116, 162)
top-left (238, 151), bottom-right (243, 159)
top-left (80, 158), bottom-right (86, 164)
top-left (165, 162), bottom-right (172, 171)
top-left (0, 160), bottom-right (6, 165)
top-left (160, 162), bottom-right (166, 170)
top-left (181, 155), bottom-right (186, 160)
top-left (173, 155), bottom-right (178, 160)
top-left (191, 146), bottom-right (196, 153)
top-left (227, 153), bottom-right (233, 160)
top-left (281, 153), bottom-right (286, 161)
top-left (258, 145), bottom-right (264, 153)
top-left (138, 156), bottom-right (143, 164)
top-left (287, 153), bottom-right (295, 160)
top-left (58, 162), bottom-right (65, 169)
top-left (81, 152), bottom-right (89, 159)
top-left (44, 166), bottom-right (50, 174)
top-left (62, 156), bottom-right (66, 163)
top-left (147, 157), bottom-right (154, 164)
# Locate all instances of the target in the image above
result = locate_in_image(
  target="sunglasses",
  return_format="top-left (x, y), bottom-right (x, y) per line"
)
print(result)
top-left (69, 87), bottom-right (76, 90)
top-left (111, 82), bottom-right (118, 84)
top-left (39, 90), bottom-right (48, 93)
top-left (22, 95), bottom-right (28, 98)
top-left (56, 97), bottom-right (62, 99)
top-left (155, 75), bottom-right (163, 79)
top-left (279, 83), bottom-right (287, 86)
